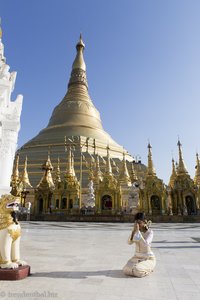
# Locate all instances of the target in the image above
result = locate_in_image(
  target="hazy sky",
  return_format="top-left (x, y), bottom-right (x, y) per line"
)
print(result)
top-left (1, 0), bottom-right (200, 183)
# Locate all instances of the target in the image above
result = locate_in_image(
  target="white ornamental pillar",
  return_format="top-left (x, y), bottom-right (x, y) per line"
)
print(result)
top-left (0, 24), bottom-right (23, 196)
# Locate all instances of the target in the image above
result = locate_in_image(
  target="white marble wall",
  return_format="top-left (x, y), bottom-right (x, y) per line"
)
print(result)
top-left (0, 37), bottom-right (23, 196)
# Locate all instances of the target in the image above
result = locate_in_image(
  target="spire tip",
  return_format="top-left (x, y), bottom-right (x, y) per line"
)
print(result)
top-left (76, 33), bottom-right (85, 50)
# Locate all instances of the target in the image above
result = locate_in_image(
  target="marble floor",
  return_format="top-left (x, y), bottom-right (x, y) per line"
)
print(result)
top-left (1, 222), bottom-right (200, 300)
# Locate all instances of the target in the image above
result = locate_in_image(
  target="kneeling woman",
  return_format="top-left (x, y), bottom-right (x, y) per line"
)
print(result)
top-left (123, 212), bottom-right (156, 278)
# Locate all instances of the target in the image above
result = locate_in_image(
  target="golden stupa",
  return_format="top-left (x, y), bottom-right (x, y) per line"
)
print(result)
top-left (18, 36), bottom-right (145, 189)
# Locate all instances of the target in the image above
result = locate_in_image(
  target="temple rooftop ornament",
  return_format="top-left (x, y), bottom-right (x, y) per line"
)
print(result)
top-left (36, 155), bottom-right (55, 191)
top-left (71, 34), bottom-right (86, 72)
top-left (119, 152), bottom-right (131, 185)
top-left (169, 158), bottom-right (177, 188)
top-left (177, 140), bottom-right (188, 175)
top-left (21, 157), bottom-right (32, 190)
top-left (146, 143), bottom-right (156, 176)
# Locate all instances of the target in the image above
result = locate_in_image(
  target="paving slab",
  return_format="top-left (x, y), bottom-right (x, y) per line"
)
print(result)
top-left (0, 222), bottom-right (200, 300)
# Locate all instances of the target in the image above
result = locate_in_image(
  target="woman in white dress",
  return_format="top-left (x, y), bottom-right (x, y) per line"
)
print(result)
top-left (123, 212), bottom-right (156, 277)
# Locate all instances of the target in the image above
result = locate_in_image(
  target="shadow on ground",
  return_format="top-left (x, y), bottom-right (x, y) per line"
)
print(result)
top-left (31, 270), bottom-right (131, 279)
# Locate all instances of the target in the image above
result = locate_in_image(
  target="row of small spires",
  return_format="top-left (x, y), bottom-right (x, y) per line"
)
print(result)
top-left (11, 146), bottom-right (137, 192)
top-left (148, 140), bottom-right (200, 186)
top-left (11, 140), bottom-right (200, 192)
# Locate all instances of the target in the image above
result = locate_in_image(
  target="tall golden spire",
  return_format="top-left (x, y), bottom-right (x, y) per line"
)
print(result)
top-left (65, 146), bottom-right (75, 177)
top-left (21, 156), bottom-right (32, 189)
top-left (55, 157), bottom-right (62, 184)
top-left (37, 155), bottom-right (55, 190)
top-left (130, 162), bottom-right (138, 183)
top-left (119, 152), bottom-right (131, 184)
top-left (177, 140), bottom-right (188, 175)
top-left (10, 153), bottom-right (21, 196)
top-left (169, 158), bottom-right (177, 188)
top-left (194, 153), bottom-right (200, 186)
top-left (64, 145), bottom-right (78, 187)
top-left (72, 34), bottom-right (86, 71)
top-left (68, 34), bottom-right (88, 88)
top-left (147, 143), bottom-right (156, 176)
top-left (102, 146), bottom-right (117, 188)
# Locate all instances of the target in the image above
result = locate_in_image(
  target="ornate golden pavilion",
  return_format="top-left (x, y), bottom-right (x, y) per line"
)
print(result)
top-left (13, 36), bottom-right (200, 218)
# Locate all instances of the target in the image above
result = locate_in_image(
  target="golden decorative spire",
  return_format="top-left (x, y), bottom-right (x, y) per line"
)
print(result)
top-left (65, 146), bottom-right (75, 177)
top-left (42, 154), bottom-right (53, 171)
top-left (55, 157), bottom-right (62, 184)
top-left (10, 153), bottom-right (22, 196)
top-left (194, 153), bottom-right (200, 186)
top-left (37, 155), bottom-right (55, 191)
top-left (72, 34), bottom-right (86, 71)
top-left (147, 143), bottom-right (156, 176)
top-left (130, 162), bottom-right (138, 183)
top-left (67, 34), bottom-right (88, 89)
top-left (102, 146), bottom-right (117, 188)
top-left (177, 140), bottom-right (188, 175)
top-left (94, 155), bottom-right (103, 184)
top-left (64, 146), bottom-right (78, 187)
top-left (21, 156), bottom-right (32, 189)
top-left (169, 158), bottom-right (177, 188)
top-left (119, 152), bottom-right (131, 184)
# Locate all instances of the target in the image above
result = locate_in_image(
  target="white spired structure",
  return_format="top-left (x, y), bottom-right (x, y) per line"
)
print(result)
top-left (0, 21), bottom-right (23, 196)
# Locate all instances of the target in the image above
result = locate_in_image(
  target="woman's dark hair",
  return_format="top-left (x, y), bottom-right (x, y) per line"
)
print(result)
top-left (134, 212), bottom-right (146, 222)
top-left (134, 212), bottom-right (152, 230)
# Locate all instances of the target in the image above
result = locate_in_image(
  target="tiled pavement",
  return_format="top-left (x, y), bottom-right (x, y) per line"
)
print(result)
top-left (1, 222), bottom-right (200, 300)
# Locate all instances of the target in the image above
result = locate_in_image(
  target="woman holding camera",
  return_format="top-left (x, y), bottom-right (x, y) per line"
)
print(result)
top-left (123, 212), bottom-right (156, 277)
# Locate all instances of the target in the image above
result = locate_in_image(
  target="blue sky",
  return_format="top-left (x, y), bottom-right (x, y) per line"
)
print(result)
top-left (1, 0), bottom-right (200, 183)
